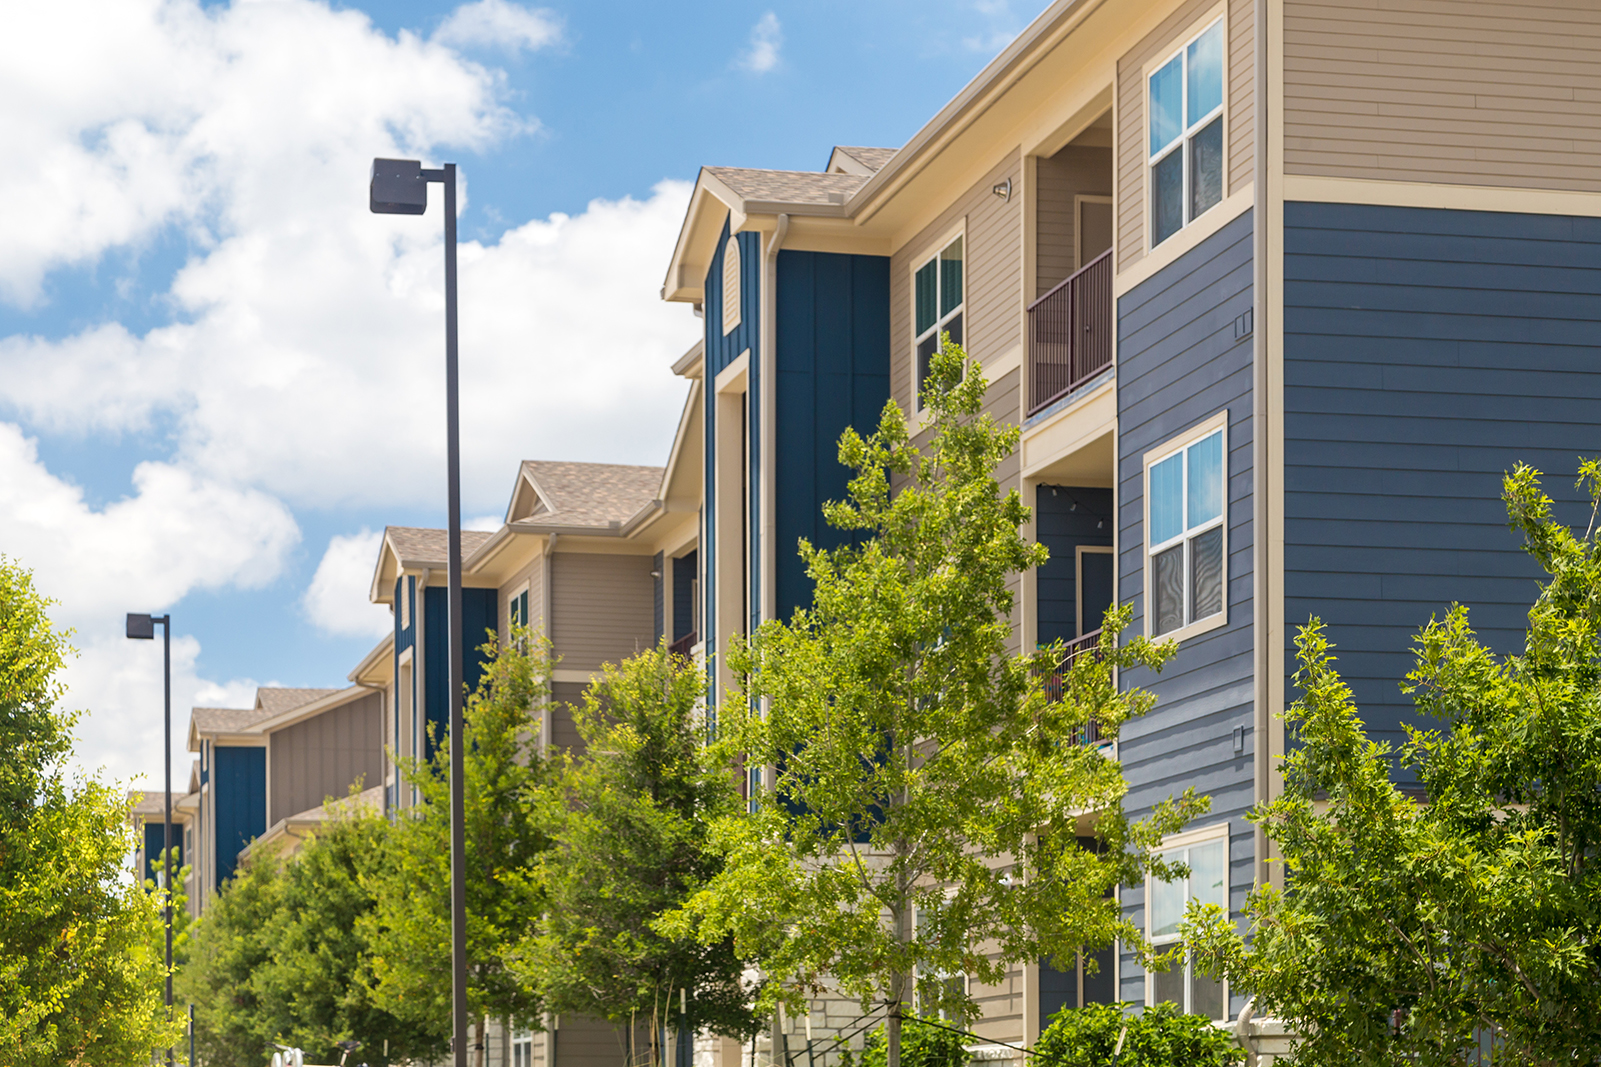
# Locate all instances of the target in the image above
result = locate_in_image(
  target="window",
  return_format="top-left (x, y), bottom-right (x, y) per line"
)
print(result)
top-left (1146, 421), bottom-right (1225, 636)
top-left (1148, 17), bottom-right (1224, 246)
top-left (509, 586), bottom-right (529, 630)
top-left (722, 235), bottom-right (742, 335)
top-left (913, 234), bottom-right (964, 407)
top-left (512, 1029), bottom-right (535, 1067)
top-left (915, 905), bottom-right (968, 1025)
top-left (1148, 832), bottom-right (1228, 1019)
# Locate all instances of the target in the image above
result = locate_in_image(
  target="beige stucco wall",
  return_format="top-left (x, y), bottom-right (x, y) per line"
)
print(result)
top-left (267, 692), bottom-right (384, 826)
top-left (1117, 0), bottom-right (1255, 271)
top-left (1283, 0), bottom-right (1601, 192)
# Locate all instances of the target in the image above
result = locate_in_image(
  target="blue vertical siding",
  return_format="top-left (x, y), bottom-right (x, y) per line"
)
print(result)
top-left (1283, 202), bottom-right (1601, 774)
top-left (1035, 486), bottom-right (1114, 646)
top-left (142, 820), bottom-right (181, 882)
top-left (773, 249), bottom-right (891, 620)
top-left (422, 585), bottom-right (498, 760)
top-left (212, 745), bottom-right (265, 888)
top-left (1115, 208), bottom-right (1255, 1010)
top-left (672, 551), bottom-right (697, 640)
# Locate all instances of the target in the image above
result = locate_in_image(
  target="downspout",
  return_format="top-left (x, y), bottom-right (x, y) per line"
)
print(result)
top-left (761, 214), bottom-right (790, 627)
top-left (1252, 0), bottom-right (1271, 892)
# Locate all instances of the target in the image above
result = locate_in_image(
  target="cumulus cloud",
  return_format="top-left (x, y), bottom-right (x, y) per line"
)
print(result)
top-left (303, 529), bottom-right (391, 639)
top-left (0, 0), bottom-right (699, 785)
top-left (434, 0), bottom-right (562, 53)
top-left (736, 12), bottom-right (783, 74)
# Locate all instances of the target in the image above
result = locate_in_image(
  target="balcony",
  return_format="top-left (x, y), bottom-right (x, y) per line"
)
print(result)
top-left (1036, 628), bottom-right (1105, 745)
top-left (1027, 248), bottom-right (1113, 418)
top-left (667, 631), bottom-right (698, 659)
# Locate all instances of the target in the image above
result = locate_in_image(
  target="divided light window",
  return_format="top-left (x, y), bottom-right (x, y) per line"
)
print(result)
top-left (914, 235), bottom-right (964, 408)
top-left (1149, 835), bottom-right (1228, 1019)
top-left (1147, 425), bottom-right (1224, 636)
top-left (1148, 17), bottom-right (1224, 247)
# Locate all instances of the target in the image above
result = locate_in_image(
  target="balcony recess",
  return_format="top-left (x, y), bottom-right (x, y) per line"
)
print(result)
top-left (1027, 248), bottom-right (1113, 417)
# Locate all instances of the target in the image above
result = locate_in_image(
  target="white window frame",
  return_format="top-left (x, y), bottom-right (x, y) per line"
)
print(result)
top-left (722, 234), bottom-right (742, 335)
top-left (1142, 410), bottom-right (1228, 641)
top-left (1074, 544), bottom-right (1116, 639)
top-left (1145, 11), bottom-right (1228, 250)
top-left (910, 225), bottom-right (966, 412)
top-left (914, 900), bottom-right (969, 1025)
top-left (1145, 822), bottom-right (1230, 1020)
top-left (512, 1028), bottom-right (535, 1067)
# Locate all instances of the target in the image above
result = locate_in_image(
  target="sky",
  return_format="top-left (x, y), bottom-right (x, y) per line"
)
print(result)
top-left (0, 0), bottom-right (1030, 790)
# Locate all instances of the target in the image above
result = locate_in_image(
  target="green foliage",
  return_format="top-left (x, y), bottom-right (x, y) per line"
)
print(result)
top-left (1033, 1003), bottom-right (1242, 1067)
top-left (844, 1018), bottom-right (969, 1067)
top-left (362, 625), bottom-right (551, 1042)
top-left (523, 643), bottom-right (759, 1057)
top-left (0, 558), bottom-right (181, 1065)
top-left (668, 340), bottom-right (1205, 1067)
top-left (1185, 462), bottom-right (1601, 1065)
top-left (181, 800), bottom-right (441, 1067)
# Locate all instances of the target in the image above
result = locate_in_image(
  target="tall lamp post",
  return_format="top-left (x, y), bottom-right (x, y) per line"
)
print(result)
top-left (125, 611), bottom-right (173, 1067)
top-left (369, 157), bottom-right (469, 1067)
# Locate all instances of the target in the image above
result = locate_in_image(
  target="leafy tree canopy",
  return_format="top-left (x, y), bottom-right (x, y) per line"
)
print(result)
top-left (1187, 462), bottom-right (1601, 1065)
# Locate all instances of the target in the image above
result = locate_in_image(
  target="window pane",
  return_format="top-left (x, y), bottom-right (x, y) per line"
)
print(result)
top-left (1153, 544), bottom-right (1185, 636)
top-left (1191, 968), bottom-right (1225, 1020)
top-left (1151, 860), bottom-right (1185, 937)
top-left (1150, 453), bottom-right (1184, 545)
top-left (1189, 526), bottom-right (1224, 623)
top-left (1188, 117), bottom-right (1224, 221)
top-left (1152, 151), bottom-right (1183, 246)
top-left (1186, 430), bottom-right (1223, 528)
top-left (1186, 21), bottom-right (1224, 127)
top-left (940, 237), bottom-right (964, 316)
top-left (1149, 55), bottom-right (1182, 155)
top-left (917, 334), bottom-right (938, 406)
top-left (1190, 839), bottom-right (1228, 911)
top-left (916, 259), bottom-right (937, 336)
top-left (942, 311), bottom-right (963, 349)
top-left (1153, 963), bottom-right (1185, 1008)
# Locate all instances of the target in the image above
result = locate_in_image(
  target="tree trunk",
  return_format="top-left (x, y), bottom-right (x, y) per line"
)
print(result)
top-left (474, 1014), bottom-right (486, 1067)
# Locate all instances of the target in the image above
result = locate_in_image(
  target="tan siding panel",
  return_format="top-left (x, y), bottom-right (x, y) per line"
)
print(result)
top-left (499, 553), bottom-right (545, 640)
top-left (549, 552), bottom-right (655, 673)
top-left (1117, 0), bottom-right (1252, 272)
top-left (1034, 146), bottom-right (1114, 297)
top-left (267, 692), bottom-right (384, 826)
top-left (890, 152), bottom-right (1022, 413)
top-left (1284, 0), bottom-right (1601, 191)
top-left (549, 682), bottom-right (588, 755)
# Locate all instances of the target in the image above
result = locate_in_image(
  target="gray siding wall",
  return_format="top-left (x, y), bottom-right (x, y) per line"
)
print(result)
top-left (1284, 201), bottom-right (1601, 768)
top-left (549, 681), bottom-right (588, 756)
top-left (1115, 208), bottom-right (1254, 1010)
top-left (268, 692), bottom-right (384, 826)
top-left (549, 552), bottom-right (656, 674)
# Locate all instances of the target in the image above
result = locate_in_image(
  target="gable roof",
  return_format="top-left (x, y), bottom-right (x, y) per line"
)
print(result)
top-left (254, 687), bottom-right (341, 715)
top-left (509, 460), bottom-right (664, 528)
top-left (190, 706), bottom-right (272, 736)
top-left (383, 526), bottom-right (495, 567)
top-left (702, 166), bottom-right (868, 209)
top-left (826, 146), bottom-right (899, 175)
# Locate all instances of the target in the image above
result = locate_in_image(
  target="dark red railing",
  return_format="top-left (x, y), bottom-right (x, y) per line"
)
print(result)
top-left (1027, 249), bottom-right (1113, 417)
top-left (667, 631), bottom-right (698, 659)
top-left (1037, 628), bottom-right (1105, 744)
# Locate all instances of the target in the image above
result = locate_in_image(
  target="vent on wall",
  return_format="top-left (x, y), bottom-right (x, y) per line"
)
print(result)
top-left (722, 235), bottom-right (741, 335)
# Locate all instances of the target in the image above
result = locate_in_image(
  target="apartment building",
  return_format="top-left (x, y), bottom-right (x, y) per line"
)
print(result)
top-left (662, 0), bottom-right (1601, 1053)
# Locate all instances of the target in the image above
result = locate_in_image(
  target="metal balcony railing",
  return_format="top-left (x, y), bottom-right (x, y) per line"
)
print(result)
top-left (1037, 628), bottom-right (1106, 744)
top-left (1027, 248), bottom-right (1113, 418)
top-left (667, 631), bottom-right (698, 659)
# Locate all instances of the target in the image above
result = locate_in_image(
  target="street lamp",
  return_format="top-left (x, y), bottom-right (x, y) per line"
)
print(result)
top-left (369, 157), bottom-right (470, 1067)
top-left (126, 610), bottom-right (174, 1067)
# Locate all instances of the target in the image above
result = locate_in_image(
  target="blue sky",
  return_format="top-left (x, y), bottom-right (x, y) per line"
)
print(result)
top-left (0, 0), bottom-right (1027, 784)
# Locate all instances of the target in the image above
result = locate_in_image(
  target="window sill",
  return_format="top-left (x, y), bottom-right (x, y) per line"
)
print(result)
top-left (1150, 608), bottom-right (1227, 644)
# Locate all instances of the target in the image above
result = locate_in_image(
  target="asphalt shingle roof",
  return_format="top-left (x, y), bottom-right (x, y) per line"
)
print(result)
top-left (191, 706), bottom-right (272, 734)
top-left (832, 146), bottom-right (898, 172)
top-left (517, 460), bottom-right (663, 529)
top-left (703, 166), bottom-right (867, 206)
top-left (255, 687), bottom-right (341, 715)
top-left (385, 526), bottom-right (495, 565)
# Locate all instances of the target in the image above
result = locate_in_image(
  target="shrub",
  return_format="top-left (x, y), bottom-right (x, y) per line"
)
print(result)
top-left (1034, 1003), bottom-right (1242, 1067)
top-left (842, 1017), bottom-right (970, 1067)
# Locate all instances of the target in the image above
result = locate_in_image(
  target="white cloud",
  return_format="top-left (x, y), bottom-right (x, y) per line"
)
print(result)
top-left (303, 529), bottom-right (391, 639)
top-left (434, 0), bottom-right (562, 54)
top-left (736, 12), bottom-right (784, 74)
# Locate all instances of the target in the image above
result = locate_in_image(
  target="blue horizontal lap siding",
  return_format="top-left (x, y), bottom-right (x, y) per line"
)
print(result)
top-left (1283, 201), bottom-right (1601, 776)
top-left (773, 249), bottom-right (891, 620)
top-left (212, 745), bottom-right (265, 888)
top-left (1115, 209), bottom-right (1255, 1012)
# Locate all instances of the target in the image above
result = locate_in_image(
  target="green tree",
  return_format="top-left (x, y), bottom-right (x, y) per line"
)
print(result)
top-left (0, 558), bottom-right (181, 1065)
top-left (1033, 1003), bottom-right (1242, 1067)
top-left (1186, 463), bottom-right (1601, 1065)
top-left (363, 627), bottom-right (552, 1066)
top-left (669, 341), bottom-right (1204, 1067)
top-left (522, 644), bottom-right (759, 1065)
